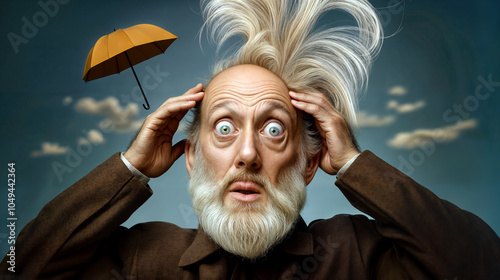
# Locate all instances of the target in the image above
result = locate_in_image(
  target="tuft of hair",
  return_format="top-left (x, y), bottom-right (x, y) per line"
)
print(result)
top-left (201, 0), bottom-right (383, 127)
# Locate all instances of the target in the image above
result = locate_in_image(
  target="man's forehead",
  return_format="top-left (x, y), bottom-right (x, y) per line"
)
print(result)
top-left (202, 64), bottom-right (293, 113)
top-left (205, 82), bottom-right (290, 106)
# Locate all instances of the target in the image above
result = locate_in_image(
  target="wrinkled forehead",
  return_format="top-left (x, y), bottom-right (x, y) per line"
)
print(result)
top-left (201, 65), bottom-right (295, 117)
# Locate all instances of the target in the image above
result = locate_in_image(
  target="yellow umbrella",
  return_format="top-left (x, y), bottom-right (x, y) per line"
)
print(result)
top-left (83, 24), bottom-right (178, 109)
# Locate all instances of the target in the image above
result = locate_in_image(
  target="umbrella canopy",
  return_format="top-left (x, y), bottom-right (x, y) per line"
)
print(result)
top-left (83, 24), bottom-right (178, 109)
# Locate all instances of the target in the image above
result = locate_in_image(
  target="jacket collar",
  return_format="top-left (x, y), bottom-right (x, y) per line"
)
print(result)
top-left (178, 216), bottom-right (313, 267)
top-left (178, 225), bottom-right (220, 267)
top-left (276, 217), bottom-right (314, 256)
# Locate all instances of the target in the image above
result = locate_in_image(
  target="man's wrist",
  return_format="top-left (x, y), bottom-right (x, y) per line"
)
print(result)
top-left (120, 153), bottom-right (150, 185)
top-left (336, 153), bottom-right (360, 178)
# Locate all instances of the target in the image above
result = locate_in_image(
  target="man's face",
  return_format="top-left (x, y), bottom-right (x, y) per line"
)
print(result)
top-left (185, 64), bottom-right (318, 259)
top-left (191, 64), bottom-right (303, 208)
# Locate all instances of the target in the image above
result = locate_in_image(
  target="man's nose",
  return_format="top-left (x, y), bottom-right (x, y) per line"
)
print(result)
top-left (235, 130), bottom-right (262, 170)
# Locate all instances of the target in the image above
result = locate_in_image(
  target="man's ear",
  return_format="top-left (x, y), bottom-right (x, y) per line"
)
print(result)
top-left (305, 151), bottom-right (320, 186)
top-left (185, 140), bottom-right (196, 177)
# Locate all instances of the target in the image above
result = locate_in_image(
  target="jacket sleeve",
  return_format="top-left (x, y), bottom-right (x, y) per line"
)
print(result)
top-left (335, 150), bottom-right (500, 279)
top-left (0, 153), bottom-right (153, 279)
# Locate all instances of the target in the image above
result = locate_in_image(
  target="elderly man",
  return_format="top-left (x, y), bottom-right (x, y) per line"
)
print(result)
top-left (2, 0), bottom-right (499, 279)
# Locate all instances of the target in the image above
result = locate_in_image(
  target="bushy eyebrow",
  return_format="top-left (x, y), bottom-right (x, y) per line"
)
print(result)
top-left (208, 101), bottom-right (241, 119)
top-left (265, 102), bottom-right (291, 118)
top-left (207, 100), bottom-right (292, 120)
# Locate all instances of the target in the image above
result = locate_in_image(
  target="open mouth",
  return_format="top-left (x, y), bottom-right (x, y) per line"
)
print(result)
top-left (229, 181), bottom-right (262, 202)
top-left (235, 189), bottom-right (259, 195)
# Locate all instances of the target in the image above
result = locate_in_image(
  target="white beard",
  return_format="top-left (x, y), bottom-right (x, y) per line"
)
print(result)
top-left (188, 145), bottom-right (307, 260)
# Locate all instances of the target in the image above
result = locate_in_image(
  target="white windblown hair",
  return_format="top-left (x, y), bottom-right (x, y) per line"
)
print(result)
top-left (201, 0), bottom-right (383, 126)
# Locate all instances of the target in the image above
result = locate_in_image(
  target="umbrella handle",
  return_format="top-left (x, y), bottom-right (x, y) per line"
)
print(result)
top-left (142, 96), bottom-right (150, 110)
top-left (124, 50), bottom-right (151, 110)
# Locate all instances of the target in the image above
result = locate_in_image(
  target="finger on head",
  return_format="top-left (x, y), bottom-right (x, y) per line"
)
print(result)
top-left (158, 91), bottom-right (203, 110)
top-left (187, 83), bottom-right (204, 94)
top-left (154, 100), bottom-right (197, 120)
top-left (289, 91), bottom-right (327, 105)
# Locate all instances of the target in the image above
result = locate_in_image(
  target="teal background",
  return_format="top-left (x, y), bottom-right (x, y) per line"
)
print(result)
top-left (1, 0), bottom-right (499, 256)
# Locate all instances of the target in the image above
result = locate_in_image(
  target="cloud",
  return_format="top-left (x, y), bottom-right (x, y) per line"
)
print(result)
top-left (78, 129), bottom-right (105, 145)
top-left (387, 100), bottom-right (426, 113)
top-left (87, 129), bottom-right (105, 144)
top-left (31, 142), bottom-right (69, 157)
top-left (62, 96), bottom-right (73, 106)
top-left (356, 111), bottom-right (396, 128)
top-left (387, 119), bottom-right (478, 149)
top-left (74, 97), bottom-right (144, 132)
top-left (388, 86), bottom-right (407, 96)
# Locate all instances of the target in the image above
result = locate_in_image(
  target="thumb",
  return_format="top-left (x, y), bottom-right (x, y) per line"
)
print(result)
top-left (171, 139), bottom-right (187, 163)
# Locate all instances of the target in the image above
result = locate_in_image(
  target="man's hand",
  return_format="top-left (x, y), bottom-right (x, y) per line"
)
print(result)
top-left (289, 91), bottom-right (359, 175)
top-left (124, 84), bottom-right (204, 178)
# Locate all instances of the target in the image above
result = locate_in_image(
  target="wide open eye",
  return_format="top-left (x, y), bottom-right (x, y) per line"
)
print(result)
top-left (215, 121), bottom-right (235, 135)
top-left (263, 122), bottom-right (284, 137)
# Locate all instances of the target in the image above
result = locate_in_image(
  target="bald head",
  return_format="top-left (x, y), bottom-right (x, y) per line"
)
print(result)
top-left (202, 64), bottom-right (296, 125)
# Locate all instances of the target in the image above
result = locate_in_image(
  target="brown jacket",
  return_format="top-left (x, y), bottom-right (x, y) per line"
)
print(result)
top-left (1, 151), bottom-right (499, 279)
